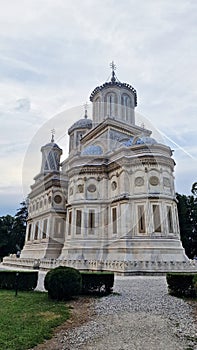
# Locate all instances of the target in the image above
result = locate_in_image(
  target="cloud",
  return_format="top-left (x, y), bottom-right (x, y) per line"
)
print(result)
top-left (0, 0), bottom-right (197, 214)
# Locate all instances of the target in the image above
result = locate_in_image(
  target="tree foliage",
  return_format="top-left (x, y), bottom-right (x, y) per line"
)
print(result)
top-left (191, 182), bottom-right (197, 196)
top-left (176, 191), bottom-right (197, 259)
top-left (0, 201), bottom-right (27, 259)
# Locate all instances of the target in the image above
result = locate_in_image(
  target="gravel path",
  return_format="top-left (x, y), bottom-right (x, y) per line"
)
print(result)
top-left (60, 276), bottom-right (197, 350)
top-left (1, 266), bottom-right (196, 349)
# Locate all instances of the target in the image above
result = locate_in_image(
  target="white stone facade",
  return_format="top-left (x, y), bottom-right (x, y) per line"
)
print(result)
top-left (6, 70), bottom-right (194, 274)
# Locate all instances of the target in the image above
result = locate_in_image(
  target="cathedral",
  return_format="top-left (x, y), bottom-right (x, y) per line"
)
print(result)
top-left (5, 64), bottom-right (195, 273)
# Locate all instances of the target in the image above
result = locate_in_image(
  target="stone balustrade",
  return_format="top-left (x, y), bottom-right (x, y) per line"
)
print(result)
top-left (2, 256), bottom-right (197, 274)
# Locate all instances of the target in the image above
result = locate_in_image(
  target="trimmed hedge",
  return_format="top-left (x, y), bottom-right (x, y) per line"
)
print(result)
top-left (81, 272), bottom-right (114, 295)
top-left (166, 273), bottom-right (197, 298)
top-left (0, 271), bottom-right (38, 291)
top-left (44, 266), bottom-right (82, 301)
top-left (193, 274), bottom-right (197, 295)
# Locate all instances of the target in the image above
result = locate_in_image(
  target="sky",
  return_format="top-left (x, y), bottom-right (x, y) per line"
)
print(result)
top-left (0, 0), bottom-right (196, 216)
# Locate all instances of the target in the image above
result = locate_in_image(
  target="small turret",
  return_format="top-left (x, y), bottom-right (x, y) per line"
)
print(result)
top-left (68, 104), bottom-right (92, 153)
top-left (40, 130), bottom-right (62, 173)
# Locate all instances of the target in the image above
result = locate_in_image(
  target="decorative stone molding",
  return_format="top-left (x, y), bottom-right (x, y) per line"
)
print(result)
top-left (3, 257), bottom-right (197, 274)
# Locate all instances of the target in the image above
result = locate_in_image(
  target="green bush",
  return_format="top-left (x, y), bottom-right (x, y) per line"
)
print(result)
top-left (44, 266), bottom-right (64, 291)
top-left (166, 273), bottom-right (197, 298)
top-left (0, 271), bottom-right (38, 291)
top-left (81, 272), bottom-right (114, 295)
top-left (44, 266), bottom-right (82, 301)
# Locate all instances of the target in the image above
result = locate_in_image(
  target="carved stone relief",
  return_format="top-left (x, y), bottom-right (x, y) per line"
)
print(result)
top-left (149, 176), bottom-right (159, 186)
top-left (111, 181), bottom-right (117, 190)
top-left (163, 177), bottom-right (171, 187)
top-left (77, 184), bottom-right (84, 193)
top-left (135, 177), bottom-right (144, 186)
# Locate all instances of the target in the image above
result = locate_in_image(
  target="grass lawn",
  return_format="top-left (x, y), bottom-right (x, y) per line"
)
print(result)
top-left (0, 290), bottom-right (70, 350)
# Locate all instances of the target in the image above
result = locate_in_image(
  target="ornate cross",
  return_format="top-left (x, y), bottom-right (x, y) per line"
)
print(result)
top-left (84, 102), bottom-right (88, 118)
top-left (51, 128), bottom-right (55, 142)
top-left (110, 61), bottom-right (116, 72)
top-left (110, 61), bottom-right (116, 82)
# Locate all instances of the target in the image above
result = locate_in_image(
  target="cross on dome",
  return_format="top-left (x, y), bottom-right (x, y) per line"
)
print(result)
top-left (110, 61), bottom-right (116, 72)
top-left (110, 61), bottom-right (117, 83)
top-left (51, 128), bottom-right (55, 142)
top-left (84, 102), bottom-right (88, 119)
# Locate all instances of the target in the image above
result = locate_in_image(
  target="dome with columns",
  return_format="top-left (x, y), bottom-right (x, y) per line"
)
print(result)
top-left (89, 62), bottom-right (137, 126)
top-left (40, 132), bottom-right (62, 173)
top-left (68, 115), bottom-right (92, 134)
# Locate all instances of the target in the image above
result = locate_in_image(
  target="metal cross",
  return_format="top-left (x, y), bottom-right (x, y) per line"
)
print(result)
top-left (51, 128), bottom-right (55, 142)
top-left (84, 102), bottom-right (88, 118)
top-left (110, 61), bottom-right (116, 72)
top-left (84, 102), bottom-right (88, 111)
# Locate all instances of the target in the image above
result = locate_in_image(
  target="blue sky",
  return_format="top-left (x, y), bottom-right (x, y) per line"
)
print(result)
top-left (0, 0), bottom-right (197, 216)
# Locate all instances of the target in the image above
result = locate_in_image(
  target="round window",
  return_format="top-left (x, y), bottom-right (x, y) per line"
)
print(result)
top-left (87, 184), bottom-right (96, 192)
top-left (54, 195), bottom-right (62, 204)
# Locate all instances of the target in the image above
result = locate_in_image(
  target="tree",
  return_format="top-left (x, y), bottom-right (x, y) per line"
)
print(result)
top-left (10, 201), bottom-right (27, 254)
top-left (0, 201), bottom-right (27, 259)
top-left (176, 193), bottom-right (197, 259)
top-left (0, 215), bottom-right (15, 258)
top-left (191, 182), bottom-right (197, 196)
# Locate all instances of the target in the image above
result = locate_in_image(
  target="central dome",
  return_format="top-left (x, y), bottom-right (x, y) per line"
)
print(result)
top-left (90, 80), bottom-right (137, 106)
top-left (89, 66), bottom-right (137, 126)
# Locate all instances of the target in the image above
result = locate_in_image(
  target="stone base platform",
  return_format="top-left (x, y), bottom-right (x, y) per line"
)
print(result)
top-left (2, 256), bottom-right (197, 274)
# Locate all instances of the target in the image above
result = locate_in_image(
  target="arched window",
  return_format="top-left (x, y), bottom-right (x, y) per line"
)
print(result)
top-left (94, 96), bottom-right (101, 118)
top-left (104, 92), bottom-right (117, 117)
top-left (121, 94), bottom-right (131, 121)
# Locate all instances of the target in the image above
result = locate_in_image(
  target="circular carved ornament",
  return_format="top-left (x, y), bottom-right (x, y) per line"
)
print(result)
top-left (87, 184), bottom-right (96, 192)
top-left (149, 176), bottom-right (159, 186)
top-left (54, 195), bottom-right (62, 204)
top-left (111, 181), bottom-right (117, 191)
top-left (135, 177), bottom-right (144, 187)
top-left (163, 177), bottom-right (171, 187)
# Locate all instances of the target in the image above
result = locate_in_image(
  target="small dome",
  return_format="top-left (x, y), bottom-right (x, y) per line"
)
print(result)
top-left (81, 145), bottom-right (103, 155)
top-left (40, 138), bottom-right (62, 173)
top-left (68, 118), bottom-right (92, 134)
top-left (41, 142), bottom-right (61, 150)
top-left (135, 136), bottom-right (157, 145)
